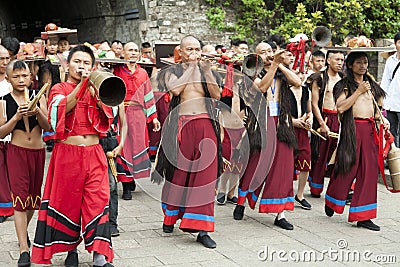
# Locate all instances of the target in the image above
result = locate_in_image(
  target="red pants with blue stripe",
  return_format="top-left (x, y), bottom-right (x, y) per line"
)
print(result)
top-left (161, 115), bottom-right (217, 232)
top-left (325, 119), bottom-right (378, 222)
top-left (238, 137), bottom-right (294, 214)
top-left (309, 109), bottom-right (339, 195)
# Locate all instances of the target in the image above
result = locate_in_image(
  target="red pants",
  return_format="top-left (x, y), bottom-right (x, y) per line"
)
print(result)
top-left (294, 127), bottom-right (311, 172)
top-left (32, 143), bottom-right (113, 264)
top-left (325, 119), bottom-right (378, 222)
top-left (161, 115), bottom-right (218, 232)
top-left (7, 143), bottom-right (45, 212)
top-left (238, 117), bottom-right (294, 213)
top-left (222, 127), bottom-right (245, 174)
top-left (309, 109), bottom-right (339, 195)
top-left (118, 105), bottom-right (151, 182)
top-left (0, 142), bottom-right (13, 216)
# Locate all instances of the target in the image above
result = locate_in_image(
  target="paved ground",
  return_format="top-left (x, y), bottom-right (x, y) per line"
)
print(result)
top-left (1, 152), bottom-right (400, 266)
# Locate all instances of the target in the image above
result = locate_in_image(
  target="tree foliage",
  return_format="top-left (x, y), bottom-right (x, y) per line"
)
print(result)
top-left (204, 0), bottom-right (400, 44)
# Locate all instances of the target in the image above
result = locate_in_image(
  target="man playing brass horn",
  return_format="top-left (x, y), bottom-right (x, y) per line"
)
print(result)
top-left (32, 45), bottom-right (115, 267)
top-left (325, 52), bottom-right (388, 231)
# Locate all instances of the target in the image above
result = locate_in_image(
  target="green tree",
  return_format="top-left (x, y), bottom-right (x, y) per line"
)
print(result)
top-left (205, 0), bottom-right (400, 44)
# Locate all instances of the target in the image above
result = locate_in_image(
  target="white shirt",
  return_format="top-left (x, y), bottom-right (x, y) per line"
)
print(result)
top-left (381, 53), bottom-right (400, 111)
top-left (0, 79), bottom-right (11, 97)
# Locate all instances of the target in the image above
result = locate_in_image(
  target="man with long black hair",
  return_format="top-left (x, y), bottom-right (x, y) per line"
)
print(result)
top-left (309, 51), bottom-right (344, 197)
top-left (152, 35), bottom-right (222, 248)
top-left (324, 52), bottom-right (388, 231)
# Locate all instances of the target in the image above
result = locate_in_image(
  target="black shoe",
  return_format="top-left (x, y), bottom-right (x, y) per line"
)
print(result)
top-left (274, 217), bottom-right (294, 230)
top-left (162, 224), bottom-right (174, 233)
top-left (295, 195), bottom-right (312, 210)
top-left (310, 193), bottom-right (321, 198)
top-left (0, 216), bottom-right (8, 223)
top-left (216, 193), bottom-right (226, 205)
top-left (64, 250), bottom-right (78, 267)
top-left (357, 220), bottom-right (380, 231)
top-left (93, 264), bottom-right (114, 267)
top-left (325, 205), bottom-right (334, 217)
top-left (346, 192), bottom-right (353, 205)
top-left (196, 234), bottom-right (217, 249)
top-left (233, 205), bottom-right (245, 220)
top-left (18, 251), bottom-right (30, 267)
top-left (130, 180), bottom-right (136, 192)
top-left (227, 196), bottom-right (238, 204)
top-left (122, 188), bottom-right (132, 200)
top-left (110, 227), bottom-right (120, 237)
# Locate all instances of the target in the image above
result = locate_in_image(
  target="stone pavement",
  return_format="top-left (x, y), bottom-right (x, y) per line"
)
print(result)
top-left (1, 152), bottom-right (400, 266)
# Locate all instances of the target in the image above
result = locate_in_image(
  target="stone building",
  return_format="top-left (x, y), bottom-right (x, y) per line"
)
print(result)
top-left (0, 0), bottom-right (233, 47)
top-left (0, 1), bottom-right (392, 79)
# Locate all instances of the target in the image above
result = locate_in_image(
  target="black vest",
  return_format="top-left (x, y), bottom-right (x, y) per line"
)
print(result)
top-left (289, 86), bottom-right (309, 118)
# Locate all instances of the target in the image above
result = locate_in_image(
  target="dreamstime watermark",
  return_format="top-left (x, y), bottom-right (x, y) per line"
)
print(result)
top-left (257, 239), bottom-right (397, 263)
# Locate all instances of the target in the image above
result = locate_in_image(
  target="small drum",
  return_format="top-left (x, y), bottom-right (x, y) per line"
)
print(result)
top-left (387, 143), bottom-right (400, 190)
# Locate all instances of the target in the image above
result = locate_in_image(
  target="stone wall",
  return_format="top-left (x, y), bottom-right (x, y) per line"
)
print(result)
top-left (375, 39), bottom-right (394, 82)
top-left (142, 0), bottom-right (233, 47)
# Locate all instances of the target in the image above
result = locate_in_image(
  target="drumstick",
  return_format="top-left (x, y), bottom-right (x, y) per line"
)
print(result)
top-left (302, 125), bottom-right (327, 140)
top-left (368, 91), bottom-right (385, 123)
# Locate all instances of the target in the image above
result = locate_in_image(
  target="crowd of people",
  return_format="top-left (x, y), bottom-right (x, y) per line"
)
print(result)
top-left (0, 26), bottom-right (398, 266)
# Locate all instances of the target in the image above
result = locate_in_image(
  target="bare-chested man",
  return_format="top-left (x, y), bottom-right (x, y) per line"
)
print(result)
top-left (324, 52), bottom-right (388, 231)
top-left (308, 51), bottom-right (344, 197)
top-left (152, 35), bottom-right (221, 248)
top-left (234, 42), bottom-right (300, 230)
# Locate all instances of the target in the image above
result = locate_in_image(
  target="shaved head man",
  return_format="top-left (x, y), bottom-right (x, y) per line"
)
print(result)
top-left (0, 45), bottom-right (11, 96)
top-left (179, 35), bottom-right (202, 63)
top-left (123, 42), bottom-right (140, 63)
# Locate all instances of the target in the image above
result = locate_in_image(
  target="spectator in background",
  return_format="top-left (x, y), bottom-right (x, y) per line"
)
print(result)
top-left (215, 44), bottom-right (226, 54)
top-left (2, 37), bottom-right (20, 60)
top-left (111, 40), bottom-right (123, 59)
top-left (381, 32), bottom-right (400, 147)
top-left (57, 37), bottom-right (70, 53)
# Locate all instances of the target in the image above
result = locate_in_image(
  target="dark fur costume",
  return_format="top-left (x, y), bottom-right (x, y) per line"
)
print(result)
top-left (275, 70), bottom-right (297, 150)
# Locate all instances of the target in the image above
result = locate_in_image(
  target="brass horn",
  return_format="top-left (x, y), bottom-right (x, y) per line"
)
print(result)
top-left (89, 69), bottom-right (126, 107)
top-left (312, 26), bottom-right (332, 47)
top-left (242, 54), bottom-right (264, 79)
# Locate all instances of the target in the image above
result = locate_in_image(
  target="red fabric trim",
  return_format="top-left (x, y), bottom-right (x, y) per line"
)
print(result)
top-left (237, 195), bottom-right (246, 206)
top-left (309, 186), bottom-right (323, 196)
top-left (348, 209), bottom-right (376, 222)
top-left (259, 202), bottom-right (294, 213)
top-left (0, 207), bottom-right (13, 216)
top-left (325, 199), bottom-right (345, 214)
top-left (322, 108), bottom-right (338, 114)
top-left (180, 218), bottom-right (214, 232)
top-left (177, 114), bottom-right (210, 143)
